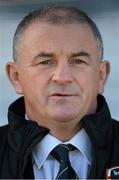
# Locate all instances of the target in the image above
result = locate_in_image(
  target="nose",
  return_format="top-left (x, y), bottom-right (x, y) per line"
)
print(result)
top-left (52, 62), bottom-right (73, 85)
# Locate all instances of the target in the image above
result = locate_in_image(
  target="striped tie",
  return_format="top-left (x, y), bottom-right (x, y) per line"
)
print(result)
top-left (51, 144), bottom-right (79, 179)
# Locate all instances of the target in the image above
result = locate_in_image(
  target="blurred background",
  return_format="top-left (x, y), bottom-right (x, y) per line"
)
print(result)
top-left (0, 0), bottom-right (119, 125)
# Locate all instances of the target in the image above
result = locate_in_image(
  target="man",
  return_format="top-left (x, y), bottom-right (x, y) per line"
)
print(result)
top-left (0, 5), bottom-right (119, 179)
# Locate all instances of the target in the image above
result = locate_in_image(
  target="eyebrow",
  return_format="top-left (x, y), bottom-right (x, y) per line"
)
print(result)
top-left (70, 51), bottom-right (91, 58)
top-left (34, 52), bottom-right (54, 60)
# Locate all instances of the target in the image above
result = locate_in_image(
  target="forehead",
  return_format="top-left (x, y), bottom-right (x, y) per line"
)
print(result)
top-left (18, 22), bottom-right (99, 58)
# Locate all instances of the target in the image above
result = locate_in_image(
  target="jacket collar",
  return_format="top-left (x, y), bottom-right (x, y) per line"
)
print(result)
top-left (8, 97), bottom-right (49, 154)
top-left (82, 94), bottom-right (112, 149)
top-left (8, 94), bottom-right (112, 154)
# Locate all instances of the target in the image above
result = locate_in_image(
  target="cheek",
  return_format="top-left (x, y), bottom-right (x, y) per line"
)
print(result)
top-left (76, 69), bottom-right (100, 93)
top-left (88, 71), bottom-right (101, 94)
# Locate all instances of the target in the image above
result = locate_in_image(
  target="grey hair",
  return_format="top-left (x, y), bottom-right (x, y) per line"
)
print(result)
top-left (13, 5), bottom-right (104, 61)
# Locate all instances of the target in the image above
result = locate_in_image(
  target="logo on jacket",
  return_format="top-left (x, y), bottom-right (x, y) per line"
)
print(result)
top-left (106, 166), bottom-right (119, 179)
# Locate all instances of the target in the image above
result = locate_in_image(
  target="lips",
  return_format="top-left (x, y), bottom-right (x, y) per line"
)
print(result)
top-left (50, 93), bottom-right (75, 97)
top-left (52, 94), bottom-right (71, 96)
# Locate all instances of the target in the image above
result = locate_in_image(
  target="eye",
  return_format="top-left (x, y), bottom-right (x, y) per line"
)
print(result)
top-left (70, 58), bottom-right (87, 65)
top-left (40, 60), bottom-right (51, 64)
top-left (37, 59), bottom-right (54, 65)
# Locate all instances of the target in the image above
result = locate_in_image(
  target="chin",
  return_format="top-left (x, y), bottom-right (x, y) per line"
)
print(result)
top-left (49, 109), bottom-right (81, 122)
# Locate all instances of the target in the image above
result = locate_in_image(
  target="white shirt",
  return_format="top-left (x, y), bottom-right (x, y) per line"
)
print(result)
top-left (32, 128), bottom-right (92, 179)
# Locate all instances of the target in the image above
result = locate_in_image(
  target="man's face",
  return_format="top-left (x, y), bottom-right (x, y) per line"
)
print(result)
top-left (7, 22), bottom-right (109, 127)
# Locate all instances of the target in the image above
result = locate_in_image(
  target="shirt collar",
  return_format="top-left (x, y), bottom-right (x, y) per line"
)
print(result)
top-left (67, 128), bottom-right (92, 165)
top-left (32, 133), bottom-right (62, 169)
top-left (32, 128), bottom-right (92, 169)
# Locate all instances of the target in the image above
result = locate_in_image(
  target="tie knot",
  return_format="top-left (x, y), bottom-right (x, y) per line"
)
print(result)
top-left (51, 144), bottom-right (76, 163)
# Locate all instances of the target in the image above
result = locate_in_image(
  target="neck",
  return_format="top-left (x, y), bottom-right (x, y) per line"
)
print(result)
top-left (27, 113), bottom-right (82, 141)
top-left (45, 120), bottom-right (82, 142)
top-left (26, 107), bottom-right (83, 142)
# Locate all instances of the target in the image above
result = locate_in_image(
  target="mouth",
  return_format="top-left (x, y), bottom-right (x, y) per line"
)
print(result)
top-left (49, 93), bottom-right (78, 102)
top-left (50, 93), bottom-right (75, 97)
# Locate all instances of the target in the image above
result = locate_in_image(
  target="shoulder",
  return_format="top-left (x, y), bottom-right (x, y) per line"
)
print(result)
top-left (111, 119), bottom-right (119, 142)
top-left (0, 125), bottom-right (9, 160)
top-left (0, 124), bottom-right (8, 142)
top-left (112, 119), bottom-right (119, 128)
top-left (0, 124), bottom-right (8, 133)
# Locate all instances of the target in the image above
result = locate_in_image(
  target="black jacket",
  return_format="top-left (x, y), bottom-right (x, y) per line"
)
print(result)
top-left (0, 95), bottom-right (119, 179)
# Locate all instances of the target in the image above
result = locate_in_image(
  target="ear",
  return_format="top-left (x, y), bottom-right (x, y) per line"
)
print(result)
top-left (98, 60), bottom-right (110, 94)
top-left (6, 62), bottom-right (23, 94)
